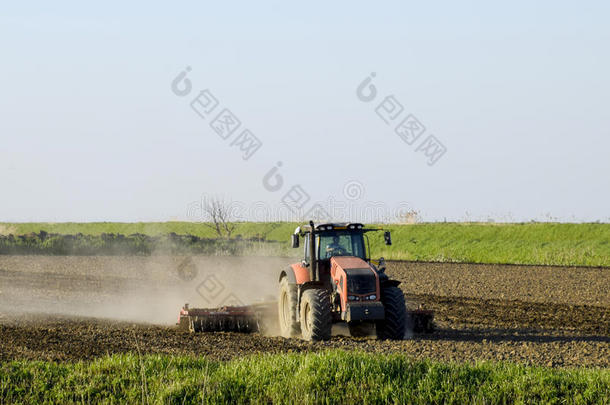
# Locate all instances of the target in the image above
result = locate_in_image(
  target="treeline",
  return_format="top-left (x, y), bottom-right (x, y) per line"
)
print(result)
top-left (0, 231), bottom-right (283, 256)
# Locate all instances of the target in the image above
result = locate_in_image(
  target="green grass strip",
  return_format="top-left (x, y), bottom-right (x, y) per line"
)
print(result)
top-left (1, 222), bottom-right (609, 266)
top-left (1, 351), bottom-right (608, 404)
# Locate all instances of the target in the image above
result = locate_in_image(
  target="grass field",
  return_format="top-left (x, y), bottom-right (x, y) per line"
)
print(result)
top-left (1, 221), bottom-right (608, 266)
top-left (1, 351), bottom-right (608, 404)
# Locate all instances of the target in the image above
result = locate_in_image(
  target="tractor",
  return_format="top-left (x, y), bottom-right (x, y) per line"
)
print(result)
top-left (278, 221), bottom-right (433, 341)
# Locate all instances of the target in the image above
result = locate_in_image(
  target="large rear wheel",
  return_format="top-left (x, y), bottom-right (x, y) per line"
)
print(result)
top-left (300, 289), bottom-right (332, 341)
top-left (278, 277), bottom-right (300, 338)
top-left (376, 286), bottom-right (407, 340)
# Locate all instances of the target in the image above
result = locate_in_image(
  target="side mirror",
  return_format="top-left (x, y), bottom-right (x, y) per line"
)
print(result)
top-left (384, 231), bottom-right (392, 246)
top-left (291, 234), bottom-right (299, 248)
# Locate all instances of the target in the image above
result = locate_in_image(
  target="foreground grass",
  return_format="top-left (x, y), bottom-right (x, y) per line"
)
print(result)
top-left (1, 222), bottom-right (609, 266)
top-left (1, 351), bottom-right (608, 404)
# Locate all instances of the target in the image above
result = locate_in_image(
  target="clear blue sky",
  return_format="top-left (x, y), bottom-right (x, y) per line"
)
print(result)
top-left (1, 1), bottom-right (609, 222)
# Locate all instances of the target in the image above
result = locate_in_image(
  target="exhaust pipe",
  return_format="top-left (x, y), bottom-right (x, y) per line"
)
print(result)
top-left (309, 220), bottom-right (317, 281)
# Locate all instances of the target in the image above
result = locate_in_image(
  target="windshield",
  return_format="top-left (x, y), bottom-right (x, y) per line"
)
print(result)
top-left (317, 231), bottom-right (366, 260)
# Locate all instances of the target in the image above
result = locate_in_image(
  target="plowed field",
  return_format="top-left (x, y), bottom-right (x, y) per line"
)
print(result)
top-left (0, 256), bottom-right (608, 367)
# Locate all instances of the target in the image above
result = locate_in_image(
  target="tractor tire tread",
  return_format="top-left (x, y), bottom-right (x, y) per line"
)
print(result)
top-left (376, 286), bottom-right (407, 340)
top-left (279, 277), bottom-right (300, 337)
top-left (301, 289), bottom-right (332, 341)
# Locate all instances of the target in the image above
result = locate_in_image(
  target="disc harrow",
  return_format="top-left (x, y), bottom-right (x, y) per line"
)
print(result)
top-left (178, 302), bottom-right (275, 333)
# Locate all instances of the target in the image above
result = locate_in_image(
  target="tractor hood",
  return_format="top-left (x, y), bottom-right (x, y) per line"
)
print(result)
top-left (329, 256), bottom-right (382, 322)
top-left (330, 256), bottom-right (372, 271)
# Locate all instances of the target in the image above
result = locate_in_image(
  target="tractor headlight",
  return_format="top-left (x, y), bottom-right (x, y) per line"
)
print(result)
top-left (368, 294), bottom-right (376, 300)
top-left (348, 295), bottom-right (357, 301)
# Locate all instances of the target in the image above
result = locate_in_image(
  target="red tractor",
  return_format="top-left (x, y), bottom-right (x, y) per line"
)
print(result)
top-left (278, 221), bottom-right (433, 341)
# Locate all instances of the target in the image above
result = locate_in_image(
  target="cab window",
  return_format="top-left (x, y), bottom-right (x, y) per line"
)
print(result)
top-left (318, 231), bottom-right (365, 260)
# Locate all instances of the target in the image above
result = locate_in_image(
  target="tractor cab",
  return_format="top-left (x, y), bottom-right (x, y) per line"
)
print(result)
top-left (317, 225), bottom-right (367, 260)
top-left (296, 223), bottom-right (369, 292)
top-left (301, 223), bottom-right (367, 262)
top-left (291, 222), bottom-right (392, 282)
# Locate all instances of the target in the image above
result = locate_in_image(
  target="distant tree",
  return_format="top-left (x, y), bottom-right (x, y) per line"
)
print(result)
top-left (202, 196), bottom-right (236, 238)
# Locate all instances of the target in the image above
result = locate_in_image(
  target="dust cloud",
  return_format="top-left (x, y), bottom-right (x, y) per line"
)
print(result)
top-left (0, 255), bottom-right (291, 326)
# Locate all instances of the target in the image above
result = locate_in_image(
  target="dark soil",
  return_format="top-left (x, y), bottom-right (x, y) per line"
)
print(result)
top-left (0, 256), bottom-right (608, 367)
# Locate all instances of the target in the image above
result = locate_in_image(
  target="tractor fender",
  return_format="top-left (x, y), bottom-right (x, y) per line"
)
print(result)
top-left (380, 279), bottom-right (401, 288)
top-left (279, 263), bottom-right (312, 285)
top-left (378, 271), bottom-right (401, 288)
top-left (278, 267), bottom-right (296, 284)
top-left (291, 263), bottom-right (312, 284)
top-left (279, 264), bottom-right (312, 284)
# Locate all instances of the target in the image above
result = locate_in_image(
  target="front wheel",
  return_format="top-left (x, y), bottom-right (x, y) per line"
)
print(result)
top-left (300, 289), bottom-right (332, 341)
top-left (376, 286), bottom-right (407, 340)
